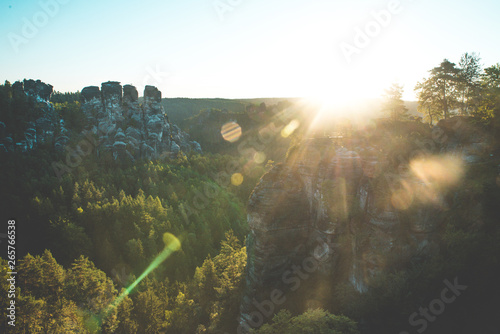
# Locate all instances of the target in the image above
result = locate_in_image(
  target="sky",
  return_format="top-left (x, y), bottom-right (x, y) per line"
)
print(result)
top-left (1, 0), bottom-right (499, 102)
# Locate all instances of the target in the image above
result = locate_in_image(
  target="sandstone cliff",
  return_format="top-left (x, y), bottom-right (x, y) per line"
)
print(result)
top-left (80, 81), bottom-right (201, 160)
top-left (239, 117), bottom-right (495, 331)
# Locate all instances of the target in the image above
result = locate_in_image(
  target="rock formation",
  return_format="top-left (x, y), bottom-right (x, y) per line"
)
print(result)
top-left (0, 79), bottom-right (201, 159)
top-left (0, 79), bottom-right (69, 152)
top-left (239, 118), bottom-right (493, 331)
top-left (80, 81), bottom-right (201, 160)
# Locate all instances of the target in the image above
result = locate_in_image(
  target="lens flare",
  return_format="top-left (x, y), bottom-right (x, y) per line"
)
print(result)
top-left (101, 233), bottom-right (181, 321)
top-left (410, 155), bottom-right (464, 188)
top-left (281, 119), bottom-right (300, 138)
top-left (391, 188), bottom-right (414, 210)
top-left (231, 173), bottom-right (244, 186)
top-left (253, 151), bottom-right (266, 164)
top-left (387, 155), bottom-right (466, 209)
top-left (163, 232), bottom-right (181, 251)
top-left (221, 122), bottom-right (242, 143)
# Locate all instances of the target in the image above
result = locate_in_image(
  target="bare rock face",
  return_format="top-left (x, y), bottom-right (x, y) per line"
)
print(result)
top-left (239, 121), bottom-right (490, 331)
top-left (123, 84), bottom-right (139, 119)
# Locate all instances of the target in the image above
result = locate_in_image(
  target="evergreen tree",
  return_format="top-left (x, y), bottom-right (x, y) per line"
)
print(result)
top-left (382, 83), bottom-right (409, 121)
top-left (457, 52), bottom-right (483, 115)
top-left (415, 59), bottom-right (460, 119)
top-left (252, 309), bottom-right (359, 334)
top-left (134, 287), bottom-right (165, 333)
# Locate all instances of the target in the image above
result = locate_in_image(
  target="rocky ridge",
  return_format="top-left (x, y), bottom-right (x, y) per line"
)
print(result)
top-left (0, 79), bottom-right (201, 159)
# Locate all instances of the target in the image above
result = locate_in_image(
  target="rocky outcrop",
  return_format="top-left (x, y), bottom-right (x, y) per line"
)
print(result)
top-left (22, 79), bottom-right (53, 101)
top-left (0, 79), bottom-right (69, 152)
top-left (239, 118), bottom-right (493, 331)
top-left (0, 80), bottom-right (201, 159)
top-left (80, 81), bottom-right (201, 160)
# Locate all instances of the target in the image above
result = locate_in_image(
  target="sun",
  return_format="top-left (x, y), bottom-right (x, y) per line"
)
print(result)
top-left (303, 84), bottom-right (359, 119)
top-left (297, 68), bottom-right (365, 116)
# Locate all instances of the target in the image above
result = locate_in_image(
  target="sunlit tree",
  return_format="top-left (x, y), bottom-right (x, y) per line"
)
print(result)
top-left (415, 80), bottom-right (441, 124)
top-left (134, 287), bottom-right (165, 333)
top-left (457, 52), bottom-right (483, 115)
top-left (382, 83), bottom-right (409, 121)
top-left (476, 63), bottom-right (500, 121)
top-left (252, 309), bottom-right (359, 334)
top-left (415, 59), bottom-right (460, 119)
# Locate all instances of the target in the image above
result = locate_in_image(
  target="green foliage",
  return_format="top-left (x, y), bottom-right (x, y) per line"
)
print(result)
top-left (252, 309), bottom-right (359, 334)
top-left (165, 291), bottom-right (197, 333)
top-left (193, 230), bottom-right (247, 331)
top-left (476, 63), bottom-right (500, 123)
top-left (416, 54), bottom-right (500, 124)
top-left (51, 91), bottom-right (81, 104)
top-left (55, 101), bottom-right (85, 132)
top-left (135, 287), bottom-right (165, 333)
top-left (4, 253), bottom-right (120, 333)
top-left (0, 127), bottom-right (252, 333)
top-left (457, 52), bottom-right (483, 115)
top-left (415, 59), bottom-right (461, 120)
top-left (181, 102), bottom-right (293, 165)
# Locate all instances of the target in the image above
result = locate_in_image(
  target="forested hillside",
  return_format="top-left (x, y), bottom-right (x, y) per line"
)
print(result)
top-left (0, 81), bottom-right (260, 333)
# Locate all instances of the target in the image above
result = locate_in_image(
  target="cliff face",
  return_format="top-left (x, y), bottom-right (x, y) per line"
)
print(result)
top-left (0, 79), bottom-right (201, 159)
top-left (239, 117), bottom-right (494, 331)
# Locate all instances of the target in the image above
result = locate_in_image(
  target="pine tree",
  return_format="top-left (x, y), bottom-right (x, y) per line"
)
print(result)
top-left (416, 59), bottom-right (460, 119)
top-left (458, 52), bottom-right (482, 115)
top-left (382, 83), bottom-right (409, 121)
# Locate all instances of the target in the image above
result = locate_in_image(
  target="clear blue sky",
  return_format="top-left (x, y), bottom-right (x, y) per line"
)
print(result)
top-left (1, 0), bottom-right (499, 101)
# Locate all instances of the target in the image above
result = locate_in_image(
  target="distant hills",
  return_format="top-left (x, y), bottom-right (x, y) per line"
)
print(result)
top-left (161, 97), bottom-right (302, 124)
top-left (161, 97), bottom-right (420, 125)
